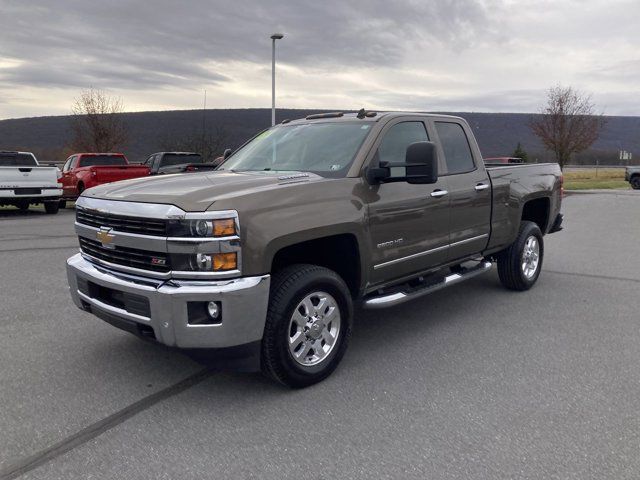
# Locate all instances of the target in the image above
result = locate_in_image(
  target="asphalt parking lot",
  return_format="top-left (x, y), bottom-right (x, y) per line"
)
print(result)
top-left (1, 192), bottom-right (639, 480)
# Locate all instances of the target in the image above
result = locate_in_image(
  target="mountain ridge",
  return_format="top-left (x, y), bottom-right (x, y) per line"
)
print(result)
top-left (1, 108), bottom-right (638, 164)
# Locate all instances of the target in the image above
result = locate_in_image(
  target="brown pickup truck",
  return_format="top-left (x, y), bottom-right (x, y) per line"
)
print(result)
top-left (66, 111), bottom-right (563, 387)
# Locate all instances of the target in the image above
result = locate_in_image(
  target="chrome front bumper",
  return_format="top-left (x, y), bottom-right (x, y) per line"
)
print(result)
top-left (66, 253), bottom-right (270, 349)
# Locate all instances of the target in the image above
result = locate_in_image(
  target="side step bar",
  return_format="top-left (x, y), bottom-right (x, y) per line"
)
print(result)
top-left (363, 260), bottom-right (492, 309)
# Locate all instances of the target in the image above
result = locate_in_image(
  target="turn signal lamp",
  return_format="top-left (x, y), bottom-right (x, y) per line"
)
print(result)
top-left (213, 252), bottom-right (237, 271)
top-left (213, 219), bottom-right (236, 237)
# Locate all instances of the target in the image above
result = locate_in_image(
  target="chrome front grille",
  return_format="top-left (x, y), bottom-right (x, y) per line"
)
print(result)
top-left (79, 237), bottom-right (170, 273)
top-left (76, 208), bottom-right (167, 236)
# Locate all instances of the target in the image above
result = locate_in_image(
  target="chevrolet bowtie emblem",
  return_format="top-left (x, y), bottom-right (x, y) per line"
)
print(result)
top-left (97, 227), bottom-right (115, 248)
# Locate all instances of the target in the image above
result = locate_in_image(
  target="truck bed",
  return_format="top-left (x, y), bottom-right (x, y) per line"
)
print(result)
top-left (89, 165), bottom-right (150, 183)
top-left (0, 165), bottom-right (61, 195)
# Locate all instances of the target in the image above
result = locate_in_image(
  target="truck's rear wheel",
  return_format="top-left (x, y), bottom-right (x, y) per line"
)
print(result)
top-left (497, 221), bottom-right (544, 291)
top-left (262, 264), bottom-right (353, 388)
top-left (16, 200), bottom-right (29, 212)
top-left (59, 200), bottom-right (67, 209)
top-left (631, 176), bottom-right (640, 190)
top-left (44, 200), bottom-right (60, 214)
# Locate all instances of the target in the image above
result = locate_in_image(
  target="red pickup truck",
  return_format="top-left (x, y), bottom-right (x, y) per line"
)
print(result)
top-left (59, 153), bottom-right (150, 206)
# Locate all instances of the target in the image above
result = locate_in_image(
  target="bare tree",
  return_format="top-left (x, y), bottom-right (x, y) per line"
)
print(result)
top-left (529, 85), bottom-right (605, 169)
top-left (159, 125), bottom-right (229, 162)
top-left (69, 88), bottom-right (128, 152)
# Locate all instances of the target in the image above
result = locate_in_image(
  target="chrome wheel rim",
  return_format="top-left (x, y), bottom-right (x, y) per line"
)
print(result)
top-left (287, 291), bottom-right (341, 367)
top-left (521, 235), bottom-right (540, 280)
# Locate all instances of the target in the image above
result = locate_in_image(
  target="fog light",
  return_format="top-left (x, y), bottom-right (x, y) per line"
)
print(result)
top-left (207, 301), bottom-right (220, 320)
top-left (187, 301), bottom-right (222, 325)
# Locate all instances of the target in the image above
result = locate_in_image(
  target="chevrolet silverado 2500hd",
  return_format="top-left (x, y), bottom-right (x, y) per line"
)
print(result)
top-left (66, 112), bottom-right (563, 387)
top-left (0, 151), bottom-right (62, 213)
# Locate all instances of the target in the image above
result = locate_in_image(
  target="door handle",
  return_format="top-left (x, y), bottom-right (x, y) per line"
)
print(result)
top-left (474, 183), bottom-right (489, 191)
top-left (430, 189), bottom-right (448, 198)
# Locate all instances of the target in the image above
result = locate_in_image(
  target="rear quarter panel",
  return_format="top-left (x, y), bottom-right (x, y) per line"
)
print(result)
top-left (486, 163), bottom-right (562, 252)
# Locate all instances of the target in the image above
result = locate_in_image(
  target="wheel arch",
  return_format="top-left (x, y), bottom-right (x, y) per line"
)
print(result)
top-left (520, 195), bottom-right (551, 233)
top-left (267, 231), bottom-right (363, 299)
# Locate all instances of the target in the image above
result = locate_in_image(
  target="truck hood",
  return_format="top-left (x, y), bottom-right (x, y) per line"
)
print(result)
top-left (82, 170), bottom-right (324, 211)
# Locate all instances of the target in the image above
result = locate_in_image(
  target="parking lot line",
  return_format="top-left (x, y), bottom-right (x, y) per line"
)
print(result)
top-left (543, 269), bottom-right (640, 284)
top-left (0, 369), bottom-right (214, 480)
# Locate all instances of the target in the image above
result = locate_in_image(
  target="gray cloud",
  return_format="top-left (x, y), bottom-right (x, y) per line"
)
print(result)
top-left (0, 0), bottom-right (639, 117)
top-left (350, 88), bottom-right (546, 113)
top-left (0, 0), bottom-right (498, 90)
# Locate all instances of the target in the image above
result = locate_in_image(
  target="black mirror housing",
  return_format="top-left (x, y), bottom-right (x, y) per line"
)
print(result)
top-left (405, 142), bottom-right (438, 184)
top-left (365, 141), bottom-right (438, 185)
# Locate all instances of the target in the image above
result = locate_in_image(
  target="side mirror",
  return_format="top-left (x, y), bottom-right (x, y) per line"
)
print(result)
top-left (405, 141), bottom-right (438, 184)
top-left (223, 148), bottom-right (233, 159)
top-left (365, 141), bottom-right (439, 185)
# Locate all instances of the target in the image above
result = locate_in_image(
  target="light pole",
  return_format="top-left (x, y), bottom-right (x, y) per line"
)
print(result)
top-left (271, 33), bottom-right (284, 126)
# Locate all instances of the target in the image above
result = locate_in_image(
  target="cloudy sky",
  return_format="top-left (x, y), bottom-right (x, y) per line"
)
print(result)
top-left (0, 0), bottom-right (638, 120)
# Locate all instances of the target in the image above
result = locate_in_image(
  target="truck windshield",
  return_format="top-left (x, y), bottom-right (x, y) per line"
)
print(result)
top-left (0, 153), bottom-right (37, 166)
top-left (81, 155), bottom-right (127, 166)
top-left (219, 122), bottom-right (371, 177)
top-left (161, 154), bottom-right (203, 167)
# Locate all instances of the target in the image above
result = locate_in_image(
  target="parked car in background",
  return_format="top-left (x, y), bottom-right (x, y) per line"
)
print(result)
top-left (0, 151), bottom-right (62, 214)
top-left (484, 157), bottom-right (525, 165)
top-left (66, 111), bottom-right (563, 387)
top-left (624, 166), bottom-right (640, 189)
top-left (59, 153), bottom-right (150, 207)
top-left (143, 152), bottom-right (219, 175)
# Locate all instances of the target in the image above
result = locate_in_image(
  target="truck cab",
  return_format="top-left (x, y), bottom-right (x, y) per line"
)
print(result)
top-left (143, 152), bottom-right (223, 175)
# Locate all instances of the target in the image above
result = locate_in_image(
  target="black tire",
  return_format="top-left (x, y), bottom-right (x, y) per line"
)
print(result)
top-left (59, 199), bottom-right (67, 209)
top-left (497, 221), bottom-right (544, 291)
top-left (261, 264), bottom-right (353, 388)
top-left (77, 183), bottom-right (85, 194)
top-left (44, 201), bottom-right (60, 214)
top-left (631, 176), bottom-right (640, 190)
top-left (16, 200), bottom-right (29, 212)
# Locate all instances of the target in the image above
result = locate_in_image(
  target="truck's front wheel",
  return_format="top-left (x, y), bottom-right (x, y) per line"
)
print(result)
top-left (262, 264), bottom-right (353, 388)
top-left (497, 221), bottom-right (544, 291)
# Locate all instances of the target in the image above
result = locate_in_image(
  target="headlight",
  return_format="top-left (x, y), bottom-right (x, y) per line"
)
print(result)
top-left (167, 217), bottom-right (237, 238)
top-left (166, 211), bottom-right (240, 275)
top-left (170, 252), bottom-right (238, 272)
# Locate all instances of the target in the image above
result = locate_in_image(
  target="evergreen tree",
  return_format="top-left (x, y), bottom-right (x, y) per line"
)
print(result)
top-left (513, 142), bottom-right (529, 162)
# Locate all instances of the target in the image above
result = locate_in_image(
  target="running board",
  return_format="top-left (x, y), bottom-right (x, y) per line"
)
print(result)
top-left (362, 260), bottom-right (492, 309)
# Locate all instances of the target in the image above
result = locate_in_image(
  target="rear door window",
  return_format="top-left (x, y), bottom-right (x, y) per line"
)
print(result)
top-left (434, 122), bottom-right (476, 175)
top-left (0, 153), bottom-right (37, 166)
top-left (79, 155), bottom-right (127, 167)
top-left (160, 154), bottom-right (203, 168)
